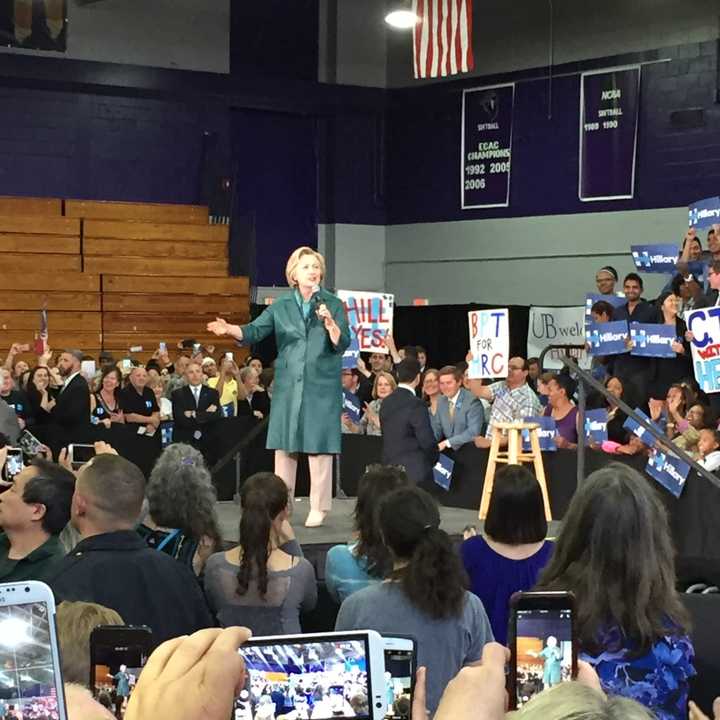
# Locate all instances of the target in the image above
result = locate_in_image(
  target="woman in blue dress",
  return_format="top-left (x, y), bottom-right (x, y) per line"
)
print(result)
top-left (536, 463), bottom-right (695, 720)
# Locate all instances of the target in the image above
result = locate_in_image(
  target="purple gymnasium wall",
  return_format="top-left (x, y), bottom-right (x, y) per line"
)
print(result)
top-left (0, 29), bottom-right (717, 284)
top-left (387, 41), bottom-right (720, 224)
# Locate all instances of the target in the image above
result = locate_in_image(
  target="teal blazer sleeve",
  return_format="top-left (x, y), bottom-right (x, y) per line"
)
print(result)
top-left (239, 305), bottom-right (276, 345)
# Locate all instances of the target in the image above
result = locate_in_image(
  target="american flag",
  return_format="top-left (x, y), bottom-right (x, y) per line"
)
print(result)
top-left (412, 0), bottom-right (474, 79)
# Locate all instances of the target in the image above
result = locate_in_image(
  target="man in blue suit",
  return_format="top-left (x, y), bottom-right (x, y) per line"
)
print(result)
top-left (430, 365), bottom-right (485, 451)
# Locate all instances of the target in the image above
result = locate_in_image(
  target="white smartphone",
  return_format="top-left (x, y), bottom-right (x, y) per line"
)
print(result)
top-left (236, 630), bottom-right (387, 719)
top-left (225, 352), bottom-right (233, 361)
top-left (382, 636), bottom-right (416, 720)
top-left (0, 581), bottom-right (68, 720)
top-left (5, 447), bottom-right (24, 478)
top-left (159, 342), bottom-right (167, 353)
top-left (68, 444), bottom-right (96, 468)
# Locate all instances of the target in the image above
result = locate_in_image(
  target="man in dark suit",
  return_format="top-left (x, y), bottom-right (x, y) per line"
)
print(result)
top-left (51, 350), bottom-right (91, 448)
top-left (379, 358), bottom-right (438, 487)
top-left (171, 361), bottom-right (221, 463)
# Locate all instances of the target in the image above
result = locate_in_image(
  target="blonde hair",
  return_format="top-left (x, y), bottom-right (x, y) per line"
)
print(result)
top-left (510, 681), bottom-right (655, 720)
top-left (56, 602), bottom-right (124, 686)
top-left (372, 371), bottom-right (397, 400)
top-left (285, 246), bottom-right (326, 287)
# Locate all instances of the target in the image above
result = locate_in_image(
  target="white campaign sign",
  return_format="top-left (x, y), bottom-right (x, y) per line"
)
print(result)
top-left (527, 306), bottom-right (590, 370)
top-left (337, 290), bottom-right (394, 355)
top-left (468, 309), bottom-right (509, 379)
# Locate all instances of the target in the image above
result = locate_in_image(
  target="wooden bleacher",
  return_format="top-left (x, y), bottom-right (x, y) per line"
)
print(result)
top-left (0, 274), bottom-right (102, 364)
top-left (102, 275), bottom-right (249, 362)
top-left (0, 196), bottom-right (249, 364)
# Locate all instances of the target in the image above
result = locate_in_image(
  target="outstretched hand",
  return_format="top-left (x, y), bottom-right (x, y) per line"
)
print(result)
top-left (207, 318), bottom-right (230, 336)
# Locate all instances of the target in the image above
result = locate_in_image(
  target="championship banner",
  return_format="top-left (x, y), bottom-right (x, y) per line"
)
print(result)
top-left (584, 409), bottom-right (608, 444)
top-left (527, 306), bottom-right (589, 370)
top-left (461, 83), bottom-right (514, 209)
top-left (685, 308), bottom-right (720, 394)
top-left (631, 244), bottom-right (679, 274)
top-left (338, 291), bottom-right (394, 355)
top-left (433, 453), bottom-right (455, 491)
top-left (0, 1), bottom-right (67, 51)
top-left (584, 294), bottom-right (626, 323)
top-left (689, 197), bottom-right (720, 230)
top-left (579, 66), bottom-right (640, 201)
top-left (468, 309), bottom-right (509, 379)
top-left (646, 451), bottom-right (690, 498)
top-left (629, 323), bottom-right (677, 358)
top-left (585, 321), bottom-right (629, 356)
top-left (521, 417), bottom-right (557, 452)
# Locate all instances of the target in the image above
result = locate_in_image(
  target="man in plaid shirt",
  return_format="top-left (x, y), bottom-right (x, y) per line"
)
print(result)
top-left (470, 357), bottom-right (542, 448)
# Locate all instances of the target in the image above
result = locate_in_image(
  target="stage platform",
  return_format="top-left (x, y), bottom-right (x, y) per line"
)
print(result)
top-left (215, 497), bottom-right (562, 546)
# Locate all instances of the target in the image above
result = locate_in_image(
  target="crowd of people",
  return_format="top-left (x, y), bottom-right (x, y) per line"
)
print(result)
top-left (0, 437), bottom-right (708, 719)
top-left (0, 236), bottom-right (719, 719)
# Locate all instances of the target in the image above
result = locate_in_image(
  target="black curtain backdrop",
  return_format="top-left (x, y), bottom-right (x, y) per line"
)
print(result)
top-left (249, 302), bottom-right (532, 371)
top-left (394, 304), bottom-right (531, 369)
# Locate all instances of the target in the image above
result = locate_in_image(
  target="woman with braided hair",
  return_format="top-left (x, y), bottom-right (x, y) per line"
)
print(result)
top-left (203, 472), bottom-right (317, 634)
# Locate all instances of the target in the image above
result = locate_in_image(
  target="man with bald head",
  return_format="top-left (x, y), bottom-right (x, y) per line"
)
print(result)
top-left (51, 349), bottom-right (91, 439)
top-left (470, 356), bottom-right (542, 448)
top-left (118, 366), bottom-right (159, 435)
top-left (47, 453), bottom-right (213, 646)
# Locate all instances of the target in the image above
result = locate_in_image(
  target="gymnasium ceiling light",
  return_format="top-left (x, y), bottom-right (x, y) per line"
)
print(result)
top-left (385, 2), bottom-right (419, 29)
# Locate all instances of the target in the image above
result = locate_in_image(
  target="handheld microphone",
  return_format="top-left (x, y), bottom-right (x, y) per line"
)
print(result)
top-left (311, 284), bottom-right (322, 310)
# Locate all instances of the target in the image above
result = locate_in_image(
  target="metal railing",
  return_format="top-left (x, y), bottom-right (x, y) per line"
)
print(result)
top-left (538, 344), bottom-right (720, 491)
top-left (211, 416), bottom-right (269, 502)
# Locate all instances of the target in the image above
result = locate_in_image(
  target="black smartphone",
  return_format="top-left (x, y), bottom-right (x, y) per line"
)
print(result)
top-left (508, 591), bottom-right (577, 709)
top-left (382, 635), bottom-right (417, 720)
top-left (89, 625), bottom-right (153, 719)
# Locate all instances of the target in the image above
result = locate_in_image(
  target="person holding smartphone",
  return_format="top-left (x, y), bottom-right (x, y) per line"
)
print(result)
top-left (536, 463), bottom-right (695, 719)
top-left (0, 455), bottom-right (76, 583)
top-left (207, 246), bottom-right (350, 528)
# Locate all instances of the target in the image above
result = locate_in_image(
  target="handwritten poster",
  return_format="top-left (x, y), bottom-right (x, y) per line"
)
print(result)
top-left (338, 291), bottom-right (394, 355)
top-left (467, 308), bottom-right (509, 379)
top-left (685, 307), bottom-right (720, 394)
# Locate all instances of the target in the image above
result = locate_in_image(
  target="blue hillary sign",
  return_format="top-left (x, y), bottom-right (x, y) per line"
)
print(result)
top-left (433, 453), bottom-right (455, 491)
top-left (623, 409), bottom-right (662, 448)
top-left (221, 403), bottom-right (235, 418)
top-left (521, 416), bottom-right (557, 452)
top-left (645, 450), bottom-right (689, 498)
top-left (689, 197), bottom-right (720, 230)
top-left (629, 323), bottom-right (677, 358)
top-left (584, 408), bottom-right (608, 444)
top-left (585, 321), bottom-right (629, 356)
top-left (630, 244), bottom-right (679, 274)
top-left (342, 390), bottom-right (363, 424)
top-left (584, 293), bottom-right (626, 323)
top-left (342, 335), bottom-right (361, 370)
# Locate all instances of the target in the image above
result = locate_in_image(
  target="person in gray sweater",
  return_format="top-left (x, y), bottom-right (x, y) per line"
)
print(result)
top-left (335, 486), bottom-right (493, 714)
top-left (204, 472), bottom-right (317, 634)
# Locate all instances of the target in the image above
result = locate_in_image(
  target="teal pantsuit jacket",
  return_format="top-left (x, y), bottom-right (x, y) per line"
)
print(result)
top-left (240, 289), bottom-right (350, 454)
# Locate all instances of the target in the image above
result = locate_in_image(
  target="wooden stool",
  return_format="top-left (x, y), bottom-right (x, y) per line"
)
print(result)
top-left (478, 421), bottom-right (552, 521)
